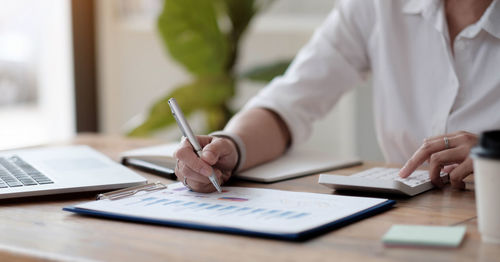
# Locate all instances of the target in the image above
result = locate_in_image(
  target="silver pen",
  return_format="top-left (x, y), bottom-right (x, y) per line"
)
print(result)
top-left (168, 98), bottom-right (222, 193)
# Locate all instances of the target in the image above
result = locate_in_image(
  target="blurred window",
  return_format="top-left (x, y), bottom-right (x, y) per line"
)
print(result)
top-left (0, 0), bottom-right (74, 150)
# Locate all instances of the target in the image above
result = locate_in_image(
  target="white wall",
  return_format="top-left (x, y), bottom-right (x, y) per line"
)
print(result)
top-left (96, 0), bottom-right (383, 160)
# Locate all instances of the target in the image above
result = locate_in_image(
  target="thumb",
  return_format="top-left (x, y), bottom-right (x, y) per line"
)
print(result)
top-left (201, 150), bottom-right (218, 165)
top-left (200, 137), bottom-right (235, 166)
top-left (200, 140), bottom-right (224, 165)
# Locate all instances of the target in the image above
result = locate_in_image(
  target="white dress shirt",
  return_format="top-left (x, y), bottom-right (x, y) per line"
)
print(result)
top-left (243, 0), bottom-right (500, 164)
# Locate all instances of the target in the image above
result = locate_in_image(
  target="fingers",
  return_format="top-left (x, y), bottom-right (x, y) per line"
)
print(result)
top-left (427, 147), bottom-right (468, 187)
top-left (176, 160), bottom-right (212, 184)
top-left (399, 137), bottom-right (446, 178)
top-left (174, 138), bottom-right (213, 177)
top-left (399, 130), bottom-right (477, 191)
top-left (183, 179), bottom-right (218, 193)
top-left (448, 158), bottom-right (473, 190)
top-left (176, 161), bottom-right (223, 193)
top-left (442, 164), bottom-right (459, 174)
top-left (195, 135), bottom-right (216, 147)
top-left (399, 132), bottom-right (470, 178)
top-left (174, 135), bottom-right (229, 193)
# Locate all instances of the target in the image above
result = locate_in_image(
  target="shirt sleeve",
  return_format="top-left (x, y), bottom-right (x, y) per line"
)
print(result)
top-left (242, 0), bottom-right (375, 146)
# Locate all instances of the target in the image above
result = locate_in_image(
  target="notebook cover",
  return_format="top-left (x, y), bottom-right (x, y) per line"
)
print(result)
top-left (120, 143), bottom-right (362, 183)
top-left (121, 157), bottom-right (177, 180)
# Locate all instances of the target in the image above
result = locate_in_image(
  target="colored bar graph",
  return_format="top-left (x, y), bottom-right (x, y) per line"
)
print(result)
top-left (122, 190), bottom-right (311, 222)
top-left (218, 197), bottom-right (248, 202)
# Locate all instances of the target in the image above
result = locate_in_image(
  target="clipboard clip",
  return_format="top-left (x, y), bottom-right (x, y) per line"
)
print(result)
top-left (97, 182), bottom-right (167, 200)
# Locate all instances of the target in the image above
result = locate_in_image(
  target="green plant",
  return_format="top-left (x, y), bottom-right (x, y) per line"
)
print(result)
top-left (128, 0), bottom-right (291, 137)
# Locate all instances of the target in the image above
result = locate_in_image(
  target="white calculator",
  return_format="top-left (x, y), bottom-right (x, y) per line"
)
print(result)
top-left (318, 168), bottom-right (450, 196)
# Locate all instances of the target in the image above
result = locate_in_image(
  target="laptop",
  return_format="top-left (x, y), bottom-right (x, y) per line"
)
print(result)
top-left (0, 145), bottom-right (147, 200)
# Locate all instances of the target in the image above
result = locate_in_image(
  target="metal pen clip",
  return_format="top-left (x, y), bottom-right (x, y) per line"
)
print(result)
top-left (97, 182), bottom-right (167, 201)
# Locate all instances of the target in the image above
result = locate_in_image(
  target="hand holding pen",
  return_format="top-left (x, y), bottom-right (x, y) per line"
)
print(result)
top-left (169, 98), bottom-right (239, 193)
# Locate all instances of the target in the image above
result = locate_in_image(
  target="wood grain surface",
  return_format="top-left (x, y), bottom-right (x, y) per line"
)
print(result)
top-left (0, 134), bottom-right (497, 262)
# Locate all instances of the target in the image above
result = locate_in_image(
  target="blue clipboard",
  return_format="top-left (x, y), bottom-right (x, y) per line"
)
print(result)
top-left (63, 199), bottom-right (395, 241)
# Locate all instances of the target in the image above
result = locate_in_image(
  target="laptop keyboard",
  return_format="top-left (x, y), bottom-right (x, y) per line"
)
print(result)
top-left (0, 156), bottom-right (53, 188)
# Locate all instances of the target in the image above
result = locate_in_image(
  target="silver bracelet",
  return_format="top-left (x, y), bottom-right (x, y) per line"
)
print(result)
top-left (209, 131), bottom-right (246, 174)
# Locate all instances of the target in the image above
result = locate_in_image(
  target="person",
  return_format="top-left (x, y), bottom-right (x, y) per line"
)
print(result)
top-left (174, 0), bottom-right (500, 193)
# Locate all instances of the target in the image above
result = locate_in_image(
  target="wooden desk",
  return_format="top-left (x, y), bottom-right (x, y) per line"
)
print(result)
top-left (0, 134), bottom-right (498, 261)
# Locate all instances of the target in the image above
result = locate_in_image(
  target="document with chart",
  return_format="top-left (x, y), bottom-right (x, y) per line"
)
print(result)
top-left (64, 183), bottom-right (395, 240)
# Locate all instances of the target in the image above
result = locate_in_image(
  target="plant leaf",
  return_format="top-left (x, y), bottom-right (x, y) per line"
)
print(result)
top-left (223, 0), bottom-right (256, 70)
top-left (158, 0), bottom-right (228, 76)
top-left (240, 60), bottom-right (292, 83)
top-left (224, 0), bottom-right (257, 42)
top-left (205, 106), bottom-right (229, 133)
top-left (128, 76), bottom-right (234, 137)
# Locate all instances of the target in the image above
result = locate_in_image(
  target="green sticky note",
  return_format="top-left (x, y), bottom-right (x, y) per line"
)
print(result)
top-left (382, 225), bottom-right (466, 248)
